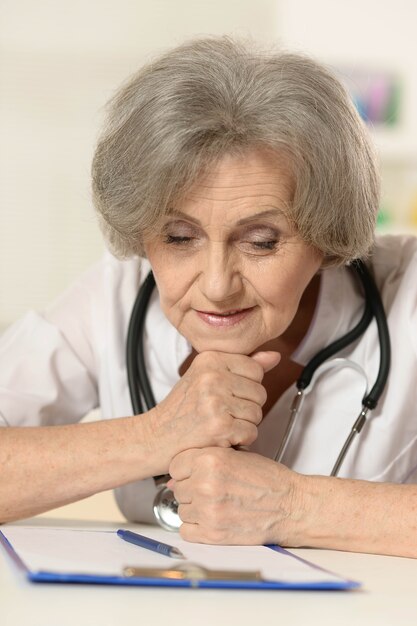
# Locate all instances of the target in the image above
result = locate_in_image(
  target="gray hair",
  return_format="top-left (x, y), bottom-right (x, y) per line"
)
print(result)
top-left (92, 36), bottom-right (380, 265)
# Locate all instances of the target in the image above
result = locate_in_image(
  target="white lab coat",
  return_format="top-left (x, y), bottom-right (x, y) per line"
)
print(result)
top-left (1, 234), bottom-right (417, 523)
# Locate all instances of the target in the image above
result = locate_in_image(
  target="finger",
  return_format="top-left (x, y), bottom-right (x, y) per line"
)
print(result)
top-left (199, 352), bottom-right (264, 383)
top-left (179, 522), bottom-right (200, 543)
top-left (178, 503), bottom-right (196, 523)
top-left (251, 351), bottom-right (281, 373)
top-left (180, 522), bottom-right (224, 545)
top-left (203, 416), bottom-right (258, 447)
top-left (226, 397), bottom-right (263, 425)
top-left (171, 478), bottom-right (193, 504)
top-left (169, 448), bottom-right (199, 481)
top-left (227, 375), bottom-right (267, 406)
top-left (228, 419), bottom-right (258, 447)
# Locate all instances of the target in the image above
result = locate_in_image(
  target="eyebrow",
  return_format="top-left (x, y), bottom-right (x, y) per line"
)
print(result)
top-left (167, 208), bottom-right (285, 227)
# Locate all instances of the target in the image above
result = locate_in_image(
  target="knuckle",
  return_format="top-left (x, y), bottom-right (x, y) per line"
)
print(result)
top-left (172, 483), bottom-right (184, 501)
top-left (201, 369), bottom-right (218, 385)
top-left (179, 523), bottom-right (193, 542)
top-left (177, 503), bottom-right (192, 523)
top-left (194, 351), bottom-right (219, 369)
top-left (248, 425), bottom-right (258, 444)
top-left (206, 394), bottom-right (224, 414)
top-left (199, 370), bottom-right (222, 392)
top-left (200, 449), bottom-right (224, 472)
top-left (199, 479), bottom-right (218, 499)
top-left (251, 404), bottom-right (263, 424)
top-left (258, 384), bottom-right (268, 406)
top-left (252, 361), bottom-right (265, 382)
top-left (208, 412), bottom-right (230, 438)
top-left (240, 423), bottom-right (258, 446)
top-left (177, 504), bottom-right (185, 520)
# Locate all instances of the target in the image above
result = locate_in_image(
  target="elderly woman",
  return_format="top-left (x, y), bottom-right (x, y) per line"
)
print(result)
top-left (1, 37), bottom-right (416, 557)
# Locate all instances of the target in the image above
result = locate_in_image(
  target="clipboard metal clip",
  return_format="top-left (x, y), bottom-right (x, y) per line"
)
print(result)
top-left (123, 562), bottom-right (262, 582)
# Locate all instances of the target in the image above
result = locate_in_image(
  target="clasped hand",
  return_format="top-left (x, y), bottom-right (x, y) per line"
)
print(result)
top-left (147, 349), bottom-right (303, 544)
top-left (168, 447), bottom-right (302, 545)
top-left (150, 350), bottom-right (278, 464)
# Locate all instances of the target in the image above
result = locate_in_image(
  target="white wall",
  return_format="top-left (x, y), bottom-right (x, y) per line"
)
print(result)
top-left (0, 0), bottom-right (279, 328)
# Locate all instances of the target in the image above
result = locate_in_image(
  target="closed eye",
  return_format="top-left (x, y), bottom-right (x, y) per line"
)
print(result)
top-left (164, 235), bottom-right (194, 245)
top-left (250, 240), bottom-right (278, 250)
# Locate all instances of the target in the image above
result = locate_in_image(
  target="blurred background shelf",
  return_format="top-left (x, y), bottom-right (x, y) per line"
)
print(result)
top-left (373, 129), bottom-right (417, 165)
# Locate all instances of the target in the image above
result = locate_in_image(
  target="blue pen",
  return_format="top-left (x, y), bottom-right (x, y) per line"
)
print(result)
top-left (117, 529), bottom-right (185, 559)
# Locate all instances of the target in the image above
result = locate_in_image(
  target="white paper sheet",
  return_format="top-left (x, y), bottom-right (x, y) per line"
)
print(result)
top-left (1, 525), bottom-right (342, 583)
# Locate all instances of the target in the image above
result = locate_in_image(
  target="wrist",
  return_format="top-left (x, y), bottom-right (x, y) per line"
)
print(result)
top-left (268, 469), bottom-right (340, 549)
top-left (276, 469), bottom-right (315, 548)
top-left (291, 473), bottom-right (332, 547)
top-left (261, 463), bottom-right (312, 548)
top-left (289, 473), bottom-right (371, 551)
top-left (133, 407), bottom-right (171, 477)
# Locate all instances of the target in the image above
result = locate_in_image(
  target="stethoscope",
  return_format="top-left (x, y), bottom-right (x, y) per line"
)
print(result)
top-left (126, 260), bottom-right (391, 531)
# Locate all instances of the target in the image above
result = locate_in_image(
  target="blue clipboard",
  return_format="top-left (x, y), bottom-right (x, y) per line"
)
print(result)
top-left (0, 527), bottom-right (360, 590)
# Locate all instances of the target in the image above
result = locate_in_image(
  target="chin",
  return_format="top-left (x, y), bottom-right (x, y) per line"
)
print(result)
top-left (191, 337), bottom-right (262, 356)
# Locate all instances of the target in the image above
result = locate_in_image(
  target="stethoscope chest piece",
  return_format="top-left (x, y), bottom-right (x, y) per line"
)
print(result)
top-left (153, 486), bottom-right (182, 531)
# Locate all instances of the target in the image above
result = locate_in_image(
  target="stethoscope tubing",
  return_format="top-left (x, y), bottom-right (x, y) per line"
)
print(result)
top-left (350, 260), bottom-right (391, 410)
top-left (126, 270), bottom-right (166, 481)
top-left (275, 260), bottom-right (391, 474)
top-left (127, 259), bottom-right (390, 489)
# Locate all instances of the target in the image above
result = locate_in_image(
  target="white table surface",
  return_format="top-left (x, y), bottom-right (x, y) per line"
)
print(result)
top-left (1, 517), bottom-right (416, 626)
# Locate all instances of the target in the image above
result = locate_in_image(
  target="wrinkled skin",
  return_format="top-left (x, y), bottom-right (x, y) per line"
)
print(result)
top-left (144, 147), bottom-right (322, 543)
top-left (168, 447), bottom-right (304, 545)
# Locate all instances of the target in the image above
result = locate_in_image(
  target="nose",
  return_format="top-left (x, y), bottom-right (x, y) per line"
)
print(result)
top-left (199, 242), bottom-right (242, 303)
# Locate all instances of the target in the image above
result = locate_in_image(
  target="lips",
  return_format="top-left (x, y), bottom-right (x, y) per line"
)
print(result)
top-left (201, 309), bottom-right (245, 316)
top-left (195, 306), bottom-right (255, 328)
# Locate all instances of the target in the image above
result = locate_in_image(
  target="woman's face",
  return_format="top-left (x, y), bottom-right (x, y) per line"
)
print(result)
top-left (144, 148), bottom-right (323, 355)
